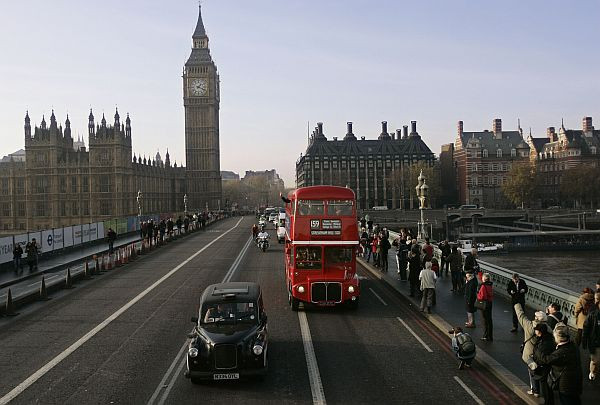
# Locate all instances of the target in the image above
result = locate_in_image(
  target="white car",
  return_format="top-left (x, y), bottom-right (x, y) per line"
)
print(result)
top-left (268, 213), bottom-right (278, 223)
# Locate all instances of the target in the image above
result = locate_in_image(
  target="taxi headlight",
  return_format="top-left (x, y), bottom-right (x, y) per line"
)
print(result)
top-left (297, 285), bottom-right (305, 293)
top-left (348, 285), bottom-right (355, 293)
top-left (188, 347), bottom-right (199, 358)
top-left (252, 344), bottom-right (263, 356)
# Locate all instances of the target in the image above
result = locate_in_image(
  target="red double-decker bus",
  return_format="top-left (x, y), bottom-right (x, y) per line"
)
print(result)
top-left (282, 186), bottom-right (360, 310)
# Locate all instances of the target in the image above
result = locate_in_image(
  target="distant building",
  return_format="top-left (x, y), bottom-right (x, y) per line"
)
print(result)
top-left (454, 118), bottom-right (530, 209)
top-left (527, 117), bottom-right (600, 207)
top-left (0, 149), bottom-right (25, 163)
top-left (221, 171), bottom-right (240, 182)
top-left (295, 121), bottom-right (435, 210)
top-left (242, 169), bottom-right (284, 189)
top-left (439, 143), bottom-right (458, 206)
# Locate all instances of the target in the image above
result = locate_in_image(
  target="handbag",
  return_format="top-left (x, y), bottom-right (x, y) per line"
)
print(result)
top-left (474, 300), bottom-right (488, 311)
top-left (548, 367), bottom-right (565, 390)
top-left (519, 335), bottom-right (535, 354)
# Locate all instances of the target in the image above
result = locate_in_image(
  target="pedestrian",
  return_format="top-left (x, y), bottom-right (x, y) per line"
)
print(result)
top-left (476, 272), bottom-right (493, 341)
top-left (184, 216), bottom-right (190, 233)
top-left (176, 216), bottom-right (183, 234)
top-left (419, 261), bottom-right (437, 314)
top-left (140, 221), bottom-right (146, 239)
top-left (422, 237), bottom-right (433, 263)
top-left (26, 238), bottom-right (39, 272)
top-left (582, 292), bottom-right (600, 381)
top-left (360, 228), bottom-right (369, 258)
top-left (106, 227), bottom-right (117, 254)
top-left (574, 287), bottom-right (595, 346)
top-left (531, 323), bottom-right (556, 404)
top-left (464, 272), bottom-right (478, 328)
top-left (450, 326), bottom-right (476, 370)
top-left (408, 245), bottom-right (421, 298)
top-left (395, 234), bottom-right (409, 281)
top-left (366, 217), bottom-right (373, 232)
top-left (508, 273), bottom-right (529, 332)
top-left (534, 326), bottom-right (583, 405)
top-left (371, 234), bottom-right (379, 266)
top-left (515, 302), bottom-right (550, 397)
top-left (464, 248), bottom-right (481, 282)
top-left (379, 233), bottom-right (391, 272)
top-left (440, 239), bottom-right (451, 277)
top-left (13, 243), bottom-right (23, 273)
top-left (365, 233), bottom-right (374, 262)
top-left (448, 245), bottom-right (463, 292)
top-left (547, 303), bottom-right (568, 330)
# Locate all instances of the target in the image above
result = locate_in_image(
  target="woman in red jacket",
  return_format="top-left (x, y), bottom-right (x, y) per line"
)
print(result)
top-left (477, 273), bottom-right (494, 341)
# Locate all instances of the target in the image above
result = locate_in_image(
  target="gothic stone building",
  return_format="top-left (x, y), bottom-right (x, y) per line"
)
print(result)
top-left (0, 110), bottom-right (186, 233)
top-left (527, 117), bottom-right (600, 207)
top-left (454, 118), bottom-right (530, 209)
top-left (296, 121), bottom-right (435, 210)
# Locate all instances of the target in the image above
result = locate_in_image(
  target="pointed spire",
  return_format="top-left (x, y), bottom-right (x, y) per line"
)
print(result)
top-left (25, 110), bottom-right (30, 124)
top-left (125, 112), bottom-right (131, 125)
top-left (193, 4), bottom-right (207, 38)
top-left (88, 108), bottom-right (94, 121)
top-left (65, 114), bottom-right (71, 127)
top-left (561, 118), bottom-right (565, 130)
top-left (41, 114), bottom-right (47, 129)
top-left (101, 113), bottom-right (106, 127)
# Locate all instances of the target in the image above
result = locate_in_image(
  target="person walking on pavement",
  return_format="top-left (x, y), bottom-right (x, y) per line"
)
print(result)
top-left (464, 272), bottom-right (478, 328)
top-left (515, 302), bottom-right (550, 397)
top-left (13, 243), bottom-right (23, 273)
top-left (547, 303), bottom-right (568, 330)
top-left (448, 245), bottom-right (463, 292)
top-left (439, 239), bottom-right (451, 277)
top-left (408, 245), bottom-right (422, 298)
top-left (26, 238), bottom-right (39, 272)
top-left (379, 233), bottom-right (391, 272)
top-left (395, 234), bottom-right (409, 281)
top-left (508, 273), bottom-right (529, 332)
top-left (582, 292), bottom-right (600, 381)
top-left (574, 287), bottom-right (595, 346)
top-left (419, 261), bottom-right (437, 314)
top-left (107, 228), bottom-right (117, 254)
top-left (534, 327), bottom-right (583, 405)
top-left (531, 323), bottom-right (556, 404)
top-left (477, 273), bottom-right (494, 341)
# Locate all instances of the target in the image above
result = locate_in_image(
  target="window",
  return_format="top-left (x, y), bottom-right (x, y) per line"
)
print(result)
top-left (483, 149), bottom-right (488, 158)
top-left (497, 149), bottom-right (503, 158)
top-left (99, 176), bottom-right (110, 192)
top-left (325, 247), bottom-right (353, 270)
top-left (100, 200), bottom-right (111, 215)
top-left (297, 200), bottom-right (324, 215)
top-left (59, 178), bottom-right (67, 193)
top-left (1, 203), bottom-right (9, 216)
top-left (71, 177), bottom-right (77, 193)
top-left (36, 202), bottom-right (46, 217)
top-left (36, 177), bottom-right (49, 194)
top-left (326, 200), bottom-right (353, 216)
top-left (16, 179), bottom-right (24, 195)
top-left (1, 179), bottom-right (8, 193)
top-left (295, 246), bottom-right (322, 270)
top-left (82, 177), bottom-right (89, 193)
top-left (511, 149), bottom-right (516, 157)
top-left (71, 201), bottom-right (78, 216)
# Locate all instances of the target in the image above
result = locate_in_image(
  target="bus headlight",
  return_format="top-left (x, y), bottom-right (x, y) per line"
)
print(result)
top-left (297, 286), bottom-right (305, 293)
top-left (188, 347), bottom-right (199, 358)
top-left (348, 285), bottom-right (355, 293)
top-left (253, 344), bottom-right (263, 356)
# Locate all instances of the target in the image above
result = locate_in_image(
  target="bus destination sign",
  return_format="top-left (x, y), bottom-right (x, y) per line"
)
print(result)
top-left (309, 219), bottom-right (342, 236)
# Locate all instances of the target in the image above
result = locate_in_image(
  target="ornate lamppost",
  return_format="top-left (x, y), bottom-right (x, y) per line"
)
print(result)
top-left (137, 190), bottom-right (143, 219)
top-left (183, 194), bottom-right (188, 217)
top-left (416, 170), bottom-right (429, 240)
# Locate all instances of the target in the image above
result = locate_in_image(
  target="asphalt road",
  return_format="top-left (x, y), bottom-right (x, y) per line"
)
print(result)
top-left (0, 216), bottom-right (524, 405)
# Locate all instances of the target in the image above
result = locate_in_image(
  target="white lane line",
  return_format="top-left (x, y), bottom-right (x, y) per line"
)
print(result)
top-left (149, 234), bottom-right (253, 405)
top-left (146, 340), bottom-right (188, 405)
top-left (454, 376), bottom-right (485, 405)
top-left (368, 288), bottom-right (387, 306)
top-left (298, 311), bottom-right (327, 405)
top-left (0, 217), bottom-right (244, 405)
top-left (396, 317), bottom-right (433, 353)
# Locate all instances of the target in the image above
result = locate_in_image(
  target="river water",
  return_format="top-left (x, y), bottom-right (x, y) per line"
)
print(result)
top-left (480, 250), bottom-right (600, 294)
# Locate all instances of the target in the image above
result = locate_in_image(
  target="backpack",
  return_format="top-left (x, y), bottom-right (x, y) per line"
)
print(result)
top-left (456, 333), bottom-right (475, 354)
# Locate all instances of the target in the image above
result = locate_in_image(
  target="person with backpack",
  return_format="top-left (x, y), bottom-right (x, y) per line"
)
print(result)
top-left (547, 303), bottom-right (568, 330)
top-left (582, 292), bottom-right (600, 381)
top-left (515, 303), bottom-right (551, 398)
top-left (574, 287), bottom-right (595, 346)
top-left (450, 326), bottom-right (476, 370)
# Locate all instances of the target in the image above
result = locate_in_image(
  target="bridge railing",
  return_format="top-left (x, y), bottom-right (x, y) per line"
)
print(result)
top-left (387, 230), bottom-right (579, 329)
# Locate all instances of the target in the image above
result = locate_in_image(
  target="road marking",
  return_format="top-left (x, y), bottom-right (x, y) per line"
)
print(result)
top-left (0, 217), bottom-right (244, 405)
top-left (148, 233), bottom-right (253, 405)
top-left (368, 288), bottom-right (387, 306)
top-left (298, 311), bottom-right (326, 405)
top-left (396, 317), bottom-right (433, 353)
top-left (454, 376), bottom-right (485, 405)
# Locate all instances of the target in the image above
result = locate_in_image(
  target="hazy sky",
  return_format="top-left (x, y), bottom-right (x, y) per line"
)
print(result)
top-left (1, 0), bottom-right (599, 186)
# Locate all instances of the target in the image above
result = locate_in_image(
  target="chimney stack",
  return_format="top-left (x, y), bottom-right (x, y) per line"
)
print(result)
top-left (396, 129), bottom-right (401, 140)
top-left (402, 125), bottom-right (408, 139)
top-left (492, 118), bottom-right (502, 138)
top-left (317, 122), bottom-right (323, 134)
top-left (457, 120), bottom-right (464, 136)
top-left (346, 122), bottom-right (353, 135)
top-left (583, 116), bottom-right (593, 133)
top-left (546, 127), bottom-right (557, 142)
top-left (410, 121), bottom-right (417, 136)
top-left (381, 121), bottom-right (388, 135)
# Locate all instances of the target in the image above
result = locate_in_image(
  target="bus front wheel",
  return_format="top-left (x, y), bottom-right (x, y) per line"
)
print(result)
top-left (346, 298), bottom-right (359, 310)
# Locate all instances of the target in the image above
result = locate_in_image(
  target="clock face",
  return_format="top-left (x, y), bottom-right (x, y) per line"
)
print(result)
top-left (190, 78), bottom-right (208, 96)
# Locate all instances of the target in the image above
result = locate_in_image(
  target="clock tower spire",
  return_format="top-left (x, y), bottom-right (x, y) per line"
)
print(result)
top-left (183, 4), bottom-right (222, 211)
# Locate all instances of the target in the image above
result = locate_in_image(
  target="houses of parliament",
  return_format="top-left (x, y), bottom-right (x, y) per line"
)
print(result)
top-left (0, 6), bottom-right (222, 234)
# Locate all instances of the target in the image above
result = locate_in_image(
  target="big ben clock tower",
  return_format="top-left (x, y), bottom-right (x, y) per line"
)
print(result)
top-left (184, 5), bottom-right (222, 211)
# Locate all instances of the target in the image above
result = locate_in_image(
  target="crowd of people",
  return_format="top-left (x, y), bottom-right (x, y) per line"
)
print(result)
top-left (357, 218), bottom-right (600, 404)
top-left (140, 212), bottom-right (215, 246)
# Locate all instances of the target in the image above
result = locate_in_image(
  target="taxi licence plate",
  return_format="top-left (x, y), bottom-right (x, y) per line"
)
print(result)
top-left (213, 373), bottom-right (239, 380)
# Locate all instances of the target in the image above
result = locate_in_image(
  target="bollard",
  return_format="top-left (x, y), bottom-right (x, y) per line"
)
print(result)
top-left (115, 249), bottom-right (122, 268)
top-left (39, 276), bottom-right (50, 300)
top-left (65, 268), bottom-right (74, 289)
top-left (106, 254), bottom-right (113, 270)
top-left (5, 288), bottom-right (19, 316)
top-left (123, 247), bottom-right (129, 264)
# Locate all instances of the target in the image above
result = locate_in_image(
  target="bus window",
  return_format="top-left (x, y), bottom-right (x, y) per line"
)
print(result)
top-left (326, 200), bottom-right (353, 216)
top-left (325, 247), bottom-right (353, 269)
top-left (297, 200), bottom-right (324, 216)
top-left (295, 246), bottom-right (322, 270)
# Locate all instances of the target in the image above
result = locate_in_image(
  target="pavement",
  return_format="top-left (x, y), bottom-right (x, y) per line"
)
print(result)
top-left (358, 248), bottom-right (600, 404)
top-left (0, 216), bottom-right (525, 404)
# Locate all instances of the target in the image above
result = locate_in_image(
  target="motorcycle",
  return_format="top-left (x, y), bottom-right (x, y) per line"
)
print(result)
top-left (257, 235), bottom-right (269, 252)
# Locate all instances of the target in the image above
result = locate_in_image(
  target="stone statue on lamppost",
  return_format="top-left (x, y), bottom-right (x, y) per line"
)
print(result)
top-left (184, 194), bottom-right (188, 217)
top-left (137, 190), bottom-right (143, 219)
top-left (416, 170), bottom-right (429, 240)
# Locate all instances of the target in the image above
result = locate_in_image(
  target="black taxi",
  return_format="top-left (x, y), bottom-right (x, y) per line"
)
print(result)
top-left (185, 282), bottom-right (268, 383)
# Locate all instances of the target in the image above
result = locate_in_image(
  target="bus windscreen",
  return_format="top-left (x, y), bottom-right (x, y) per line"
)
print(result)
top-left (326, 200), bottom-right (353, 216)
top-left (297, 200), bottom-right (324, 216)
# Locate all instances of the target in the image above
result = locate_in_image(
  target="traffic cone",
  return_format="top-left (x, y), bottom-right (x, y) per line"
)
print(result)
top-left (140, 240), bottom-right (145, 255)
top-left (130, 245), bottom-right (136, 260)
top-left (39, 276), bottom-right (50, 300)
top-left (5, 288), bottom-right (18, 316)
top-left (65, 268), bottom-right (74, 289)
top-left (115, 249), bottom-right (122, 267)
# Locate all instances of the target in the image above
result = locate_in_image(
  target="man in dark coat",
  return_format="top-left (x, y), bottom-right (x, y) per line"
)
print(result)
top-left (508, 273), bottom-right (529, 332)
top-left (395, 235), bottom-right (409, 281)
top-left (439, 239), bottom-right (451, 277)
top-left (106, 228), bottom-right (117, 253)
top-left (13, 243), bottom-right (23, 273)
top-left (379, 234), bottom-right (391, 272)
top-left (408, 245), bottom-right (422, 297)
top-left (532, 323), bottom-right (556, 404)
top-left (464, 272), bottom-right (478, 328)
top-left (547, 303), bottom-right (568, 330)
top-left (582, 292), bottom-right (600, 381)
top-left (448, 246), bottom-right (463, 292)
top-left (534, 327), bottom-right (582, 404)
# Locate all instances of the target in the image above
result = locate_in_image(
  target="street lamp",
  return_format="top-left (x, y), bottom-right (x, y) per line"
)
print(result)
top-left (137, 190), bottom-right (143, 219)
top-left (183, 194), bottom-right (188, 217)
top-left (416, 170), bottom-right (429, 240)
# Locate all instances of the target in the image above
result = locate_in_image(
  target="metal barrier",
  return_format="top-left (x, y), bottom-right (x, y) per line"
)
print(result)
top-left (387, 230), bottom-right (579, 329)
